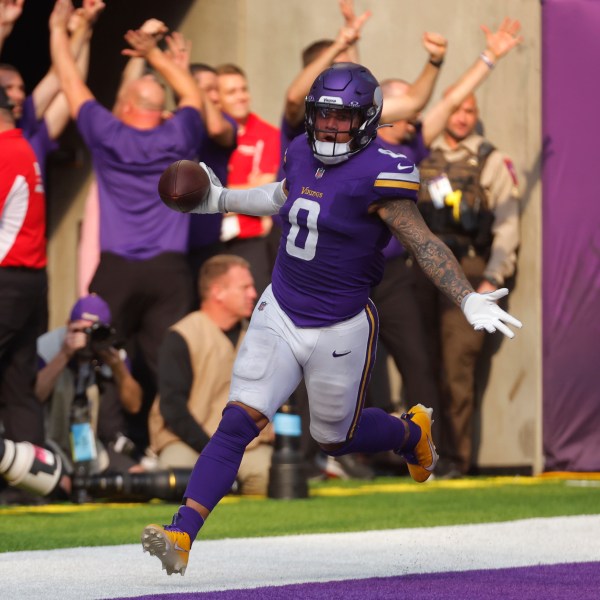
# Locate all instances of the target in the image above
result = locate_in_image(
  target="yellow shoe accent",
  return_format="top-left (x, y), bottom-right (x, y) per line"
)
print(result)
top-left (141, 524), bottom-right (190, 576)
top-left (401, 404), bottom-right (439, 483)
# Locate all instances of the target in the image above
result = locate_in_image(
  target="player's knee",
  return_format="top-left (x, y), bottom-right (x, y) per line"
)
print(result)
top-left (229, 401), bottom-right (270, 430)
top-left (217, 404), bottom-right (261, 447)
top-left (320, 439), bottom-right (353, 457)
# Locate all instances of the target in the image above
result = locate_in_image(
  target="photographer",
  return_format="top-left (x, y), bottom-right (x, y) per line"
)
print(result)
top-left (35, 294), bottom-right (143, 473)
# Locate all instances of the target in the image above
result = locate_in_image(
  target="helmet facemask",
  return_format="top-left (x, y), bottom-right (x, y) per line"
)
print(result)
top-left (308, 105), bottom-right (360, 164)
top-left (305, 63), bottom-right (382, 165)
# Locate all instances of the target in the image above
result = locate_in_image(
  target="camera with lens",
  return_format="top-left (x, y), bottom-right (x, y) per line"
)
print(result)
top-left (72, 468), bottom-right (192, 502)
top-left (0, 436), bottom-right (65, 498)
top-left (80, 322), bottom-right (118, 358)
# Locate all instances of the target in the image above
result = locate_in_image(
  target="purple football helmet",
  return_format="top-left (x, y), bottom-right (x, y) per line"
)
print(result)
top-left (305, 62), bottom-right (382, 164)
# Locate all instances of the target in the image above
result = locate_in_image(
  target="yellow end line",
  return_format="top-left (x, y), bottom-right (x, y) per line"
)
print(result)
top-left (312, 476), bottom-right (548, 497)
top-left (539, 471), bottom-right (600, 480)
top-left (0, 494), bottom-right (243, 516)
top-left (2, 475), bottom-right (597, 514)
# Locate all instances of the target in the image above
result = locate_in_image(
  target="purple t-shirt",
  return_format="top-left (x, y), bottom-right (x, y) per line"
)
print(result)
top-left (77, 100), bottom-right (204, 260)
top-left (272, 136), bottom-right (419, 327)
top-left (188, 113), bottom-right (237, 250)
top-left (18, 95), bottom-right (58, 183)
top-left (378, 122), bottom-right (430, 260)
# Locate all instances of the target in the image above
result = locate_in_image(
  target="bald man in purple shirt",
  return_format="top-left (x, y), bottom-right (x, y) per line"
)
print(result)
top-left (50, 1), bottom-right (204, 430)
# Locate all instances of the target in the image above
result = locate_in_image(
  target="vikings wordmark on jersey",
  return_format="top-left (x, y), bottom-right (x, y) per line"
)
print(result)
top-left (272, 135), bottom-right (419, 327)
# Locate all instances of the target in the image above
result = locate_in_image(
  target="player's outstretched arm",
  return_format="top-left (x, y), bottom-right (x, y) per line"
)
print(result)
top-left (377, 198), bottom-right (522, 338)
top-left (191, 162), bottom-right (287, 216)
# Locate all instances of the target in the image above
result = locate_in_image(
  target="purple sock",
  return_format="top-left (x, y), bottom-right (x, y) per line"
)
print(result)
top-left (184, 404), bottom-right (259, 517)
top-left (326, 408), bottom-right (408, 456)
top-left (401, 415), bottom-right (422, 454)
top-left (168, 505), bottom-right (204, 542)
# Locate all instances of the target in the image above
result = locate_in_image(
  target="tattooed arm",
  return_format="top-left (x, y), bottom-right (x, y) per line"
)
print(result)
top-left (376, 199), bottom-right (474, 307)
top-left (375, 198), bottom-right (522, 337)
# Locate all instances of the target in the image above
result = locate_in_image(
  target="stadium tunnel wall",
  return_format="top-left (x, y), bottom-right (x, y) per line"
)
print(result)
top-left (42, 1), bottom-right (542, 473)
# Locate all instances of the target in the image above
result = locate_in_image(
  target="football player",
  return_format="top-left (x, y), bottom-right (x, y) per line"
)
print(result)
top-left (142, 63), bottom-right (522, 575)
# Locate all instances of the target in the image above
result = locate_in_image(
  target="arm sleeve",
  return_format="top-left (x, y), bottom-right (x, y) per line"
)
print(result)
top-left (220, 180), bottom-right (287, 216)
top-left (158, 331), bottom-right (211, 452)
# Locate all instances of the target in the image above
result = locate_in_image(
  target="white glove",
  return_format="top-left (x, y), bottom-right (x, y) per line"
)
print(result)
top-left (190, 162), bottom-right (226, 214)
top-left (461, 288), bottom-right (523, 339)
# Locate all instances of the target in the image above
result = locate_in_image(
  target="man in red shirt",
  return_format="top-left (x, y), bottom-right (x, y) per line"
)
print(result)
top-left (216, 64), bottom-right (280, 295)
top-left (0, 85), bottom-right (48, 448)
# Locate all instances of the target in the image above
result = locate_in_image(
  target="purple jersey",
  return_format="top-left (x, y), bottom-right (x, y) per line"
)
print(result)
top-left (272, 136), bottom-right (419, 326)
top-left (77, 100), bottom-right (204, 260)
top-left (18, 95), bottom-right (58, 183)
top-left (379, 121), bottom-right (430, 260)
top-left (189, 113), bottom-right (237, 250)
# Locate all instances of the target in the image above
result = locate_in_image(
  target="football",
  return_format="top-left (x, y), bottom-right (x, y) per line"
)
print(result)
top-left (158, 160), bottom-right (210, 213)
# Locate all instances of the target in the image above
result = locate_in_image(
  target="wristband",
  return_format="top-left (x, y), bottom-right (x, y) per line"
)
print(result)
top-left (480, 52), bottom-right (495, 70)
top-left (429, 58), bottom-right (444, 68)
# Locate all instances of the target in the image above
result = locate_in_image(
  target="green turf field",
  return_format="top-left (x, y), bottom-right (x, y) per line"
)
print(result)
top-left (2, 475), bottom-right (599, 553)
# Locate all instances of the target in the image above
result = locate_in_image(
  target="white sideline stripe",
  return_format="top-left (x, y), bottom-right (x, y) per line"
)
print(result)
top-left (1, 515), bottom-right (599, 600)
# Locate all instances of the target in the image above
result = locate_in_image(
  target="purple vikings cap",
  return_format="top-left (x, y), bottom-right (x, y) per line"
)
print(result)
top-left (69, 294), bottom-right (111, 324)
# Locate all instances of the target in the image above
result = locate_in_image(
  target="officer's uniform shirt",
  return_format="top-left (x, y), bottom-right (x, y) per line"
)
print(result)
top-left (429, 133), bottom-right (520, 286)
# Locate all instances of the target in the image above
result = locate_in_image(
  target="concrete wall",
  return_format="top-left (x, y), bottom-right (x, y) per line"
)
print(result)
top-left (181, 0), bottom-right (542, 472)
top-left (47, 0), bottom-right (542, 471)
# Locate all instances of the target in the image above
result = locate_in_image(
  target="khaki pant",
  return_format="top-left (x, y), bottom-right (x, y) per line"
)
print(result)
top-left (158, 441), bottom-right (273, 496)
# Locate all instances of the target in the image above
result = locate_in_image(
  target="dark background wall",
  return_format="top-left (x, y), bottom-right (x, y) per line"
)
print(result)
top-left (1, 1), bottom-right (194, 239)
top-left (1, 1), bottom-right (193, 107)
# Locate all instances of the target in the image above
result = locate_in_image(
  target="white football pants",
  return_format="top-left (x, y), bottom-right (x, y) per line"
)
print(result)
top-left (229, 285), bottom-right (378, 444)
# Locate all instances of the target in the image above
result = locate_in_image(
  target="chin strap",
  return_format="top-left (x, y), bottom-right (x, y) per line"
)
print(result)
top-left (315, 153), bottom-right (350, 166)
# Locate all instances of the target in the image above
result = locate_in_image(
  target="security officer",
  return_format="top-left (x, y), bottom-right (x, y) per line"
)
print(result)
top-left (414, 91), bottom-right (520, 477)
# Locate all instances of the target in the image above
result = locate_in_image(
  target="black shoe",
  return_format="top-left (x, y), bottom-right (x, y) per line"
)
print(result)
top-left (433, 458), bottom-right (463, 480)
top-left (0, 486), bottom-right (49, 506)
top-left (316, 453), bottom-right (375, 480)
